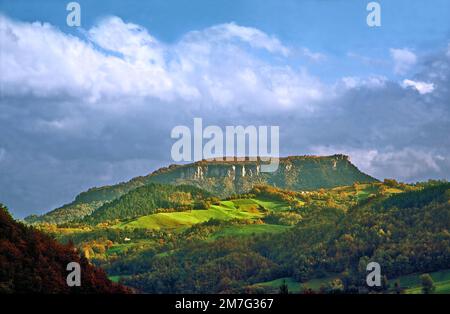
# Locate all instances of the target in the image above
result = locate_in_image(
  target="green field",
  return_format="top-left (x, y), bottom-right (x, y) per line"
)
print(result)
top-left (300, 275), bottom-right (340, 290)
top-left (251, 198), bottom-right (292, 211)
top-left (115, 203), bottom-right (264, 230)
top-left (251, 275), bottom-right (338, 293)
top-left (251, 277), bottom-right (300, 293)
top-left (210, 223), bottom-right (289, 239)
top-left (251, 269), bottom-right (450, 294)
top-left (331, 183), bottom-right (405, 202)
top-left (394, 269), bottom-right (450, 294)
top-left (220, 198), bottom-right (291, 211)
top-left (106, 240), bottom-right (154, 256)
top-left (109, 274), bottom-right (132, 283)
top-left (108, 275), bottom-right (121, 283)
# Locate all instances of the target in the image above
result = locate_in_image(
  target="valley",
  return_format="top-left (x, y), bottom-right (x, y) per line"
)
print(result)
top-left (5, 156), bottom-right (450, 294)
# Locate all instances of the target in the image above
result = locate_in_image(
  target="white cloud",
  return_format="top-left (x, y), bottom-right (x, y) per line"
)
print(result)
top-left (1, 16), bottom-right (324, 110)
top-left (401, 79), bottom-right (434, 94)
top-left (88, 16), bottom-right (164, 63)
top-left (390, 48), bottom-right (417, 75)
top-left (340, 75), bottom-right (387, 89)
top-left (302, 48), bottom-right (326, 62)
top-left (310, 146), bottom-right (446, 181)
top-left (192, 22), bottom-right (290, 56)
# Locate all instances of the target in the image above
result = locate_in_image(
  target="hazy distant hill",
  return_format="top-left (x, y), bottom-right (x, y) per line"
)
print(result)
top-left (25, 155), bottom-right (377, 224)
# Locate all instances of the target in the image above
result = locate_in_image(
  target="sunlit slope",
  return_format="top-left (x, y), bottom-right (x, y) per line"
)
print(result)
top-left (26, 155), bottom-right (377, 224)
top-left (115, 201), bottom-right (264, 230)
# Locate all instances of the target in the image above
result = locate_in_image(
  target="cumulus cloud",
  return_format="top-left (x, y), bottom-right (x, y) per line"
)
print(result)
top-left (0, 15), bottom-right (322, 109)
top-left (301, 48), bottom-right (326, 62)
top-left (309, 146), bottom-right (448, 182)
top-left (185, 22), bottom-right (290, 56)
top-left (390, 48), bottom-right (417, 75)
top-left (402, 79), bottom-right (434, 94)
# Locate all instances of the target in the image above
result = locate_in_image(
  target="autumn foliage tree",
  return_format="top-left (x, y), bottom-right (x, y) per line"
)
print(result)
top-left (0, 203), bottom-right (130, 293)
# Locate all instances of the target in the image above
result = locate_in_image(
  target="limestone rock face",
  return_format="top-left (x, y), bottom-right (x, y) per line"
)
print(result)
top-left (26, 154), bottom-right (377, 224)
top-left (147, 154), bottom-right (377, 197)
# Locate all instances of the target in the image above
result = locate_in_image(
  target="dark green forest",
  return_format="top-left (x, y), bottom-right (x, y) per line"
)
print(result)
top-left (83, 184), bottom-right (212, 224)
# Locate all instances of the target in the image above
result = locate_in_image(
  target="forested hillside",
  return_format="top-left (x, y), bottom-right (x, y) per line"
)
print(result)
top-left (25, 176), bottom-right (150, 225)
top-left (0, 203), bottom-right (129, 293)
top-left (83, 184), bottom-right (212, 224)
top-left (15, 154), bottom-right (449, 294)
top-left (32, 180), bottom-right (449, 294)
top-left (26, 155), bottom-right (377, 225)
top-left (116, 182), bottom-right (450, 293)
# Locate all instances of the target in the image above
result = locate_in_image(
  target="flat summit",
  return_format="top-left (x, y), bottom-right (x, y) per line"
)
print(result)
top-left (26, 154), bottom-right (377, 224)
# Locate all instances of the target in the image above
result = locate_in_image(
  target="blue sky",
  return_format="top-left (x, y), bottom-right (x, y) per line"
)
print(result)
top-left (0, 0), bottom-right (449, 217)
top-left (1, 0), bottom-right (449, 81)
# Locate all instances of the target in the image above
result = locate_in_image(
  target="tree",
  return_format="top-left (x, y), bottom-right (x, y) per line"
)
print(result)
top-left (319, 279), bottom-right (344, 294)
top-left (383, 178), bottom-right (399, 187)
top-left (394, 280), bottom-right (402, 294)
top-left (194, 200), bottom-right (211, 210)
top-left (381, 275), bottom-right (389, 292)
top-left (420, 274), bottom-right (435, 294)
top-left (279, 280), bottom-right (289, 294)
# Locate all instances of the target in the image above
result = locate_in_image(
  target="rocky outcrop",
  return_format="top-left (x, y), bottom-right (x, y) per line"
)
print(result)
top-left (26, 154), bottom-right (377, 224)
top-left (147, 154), bottom-right (377, 197)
